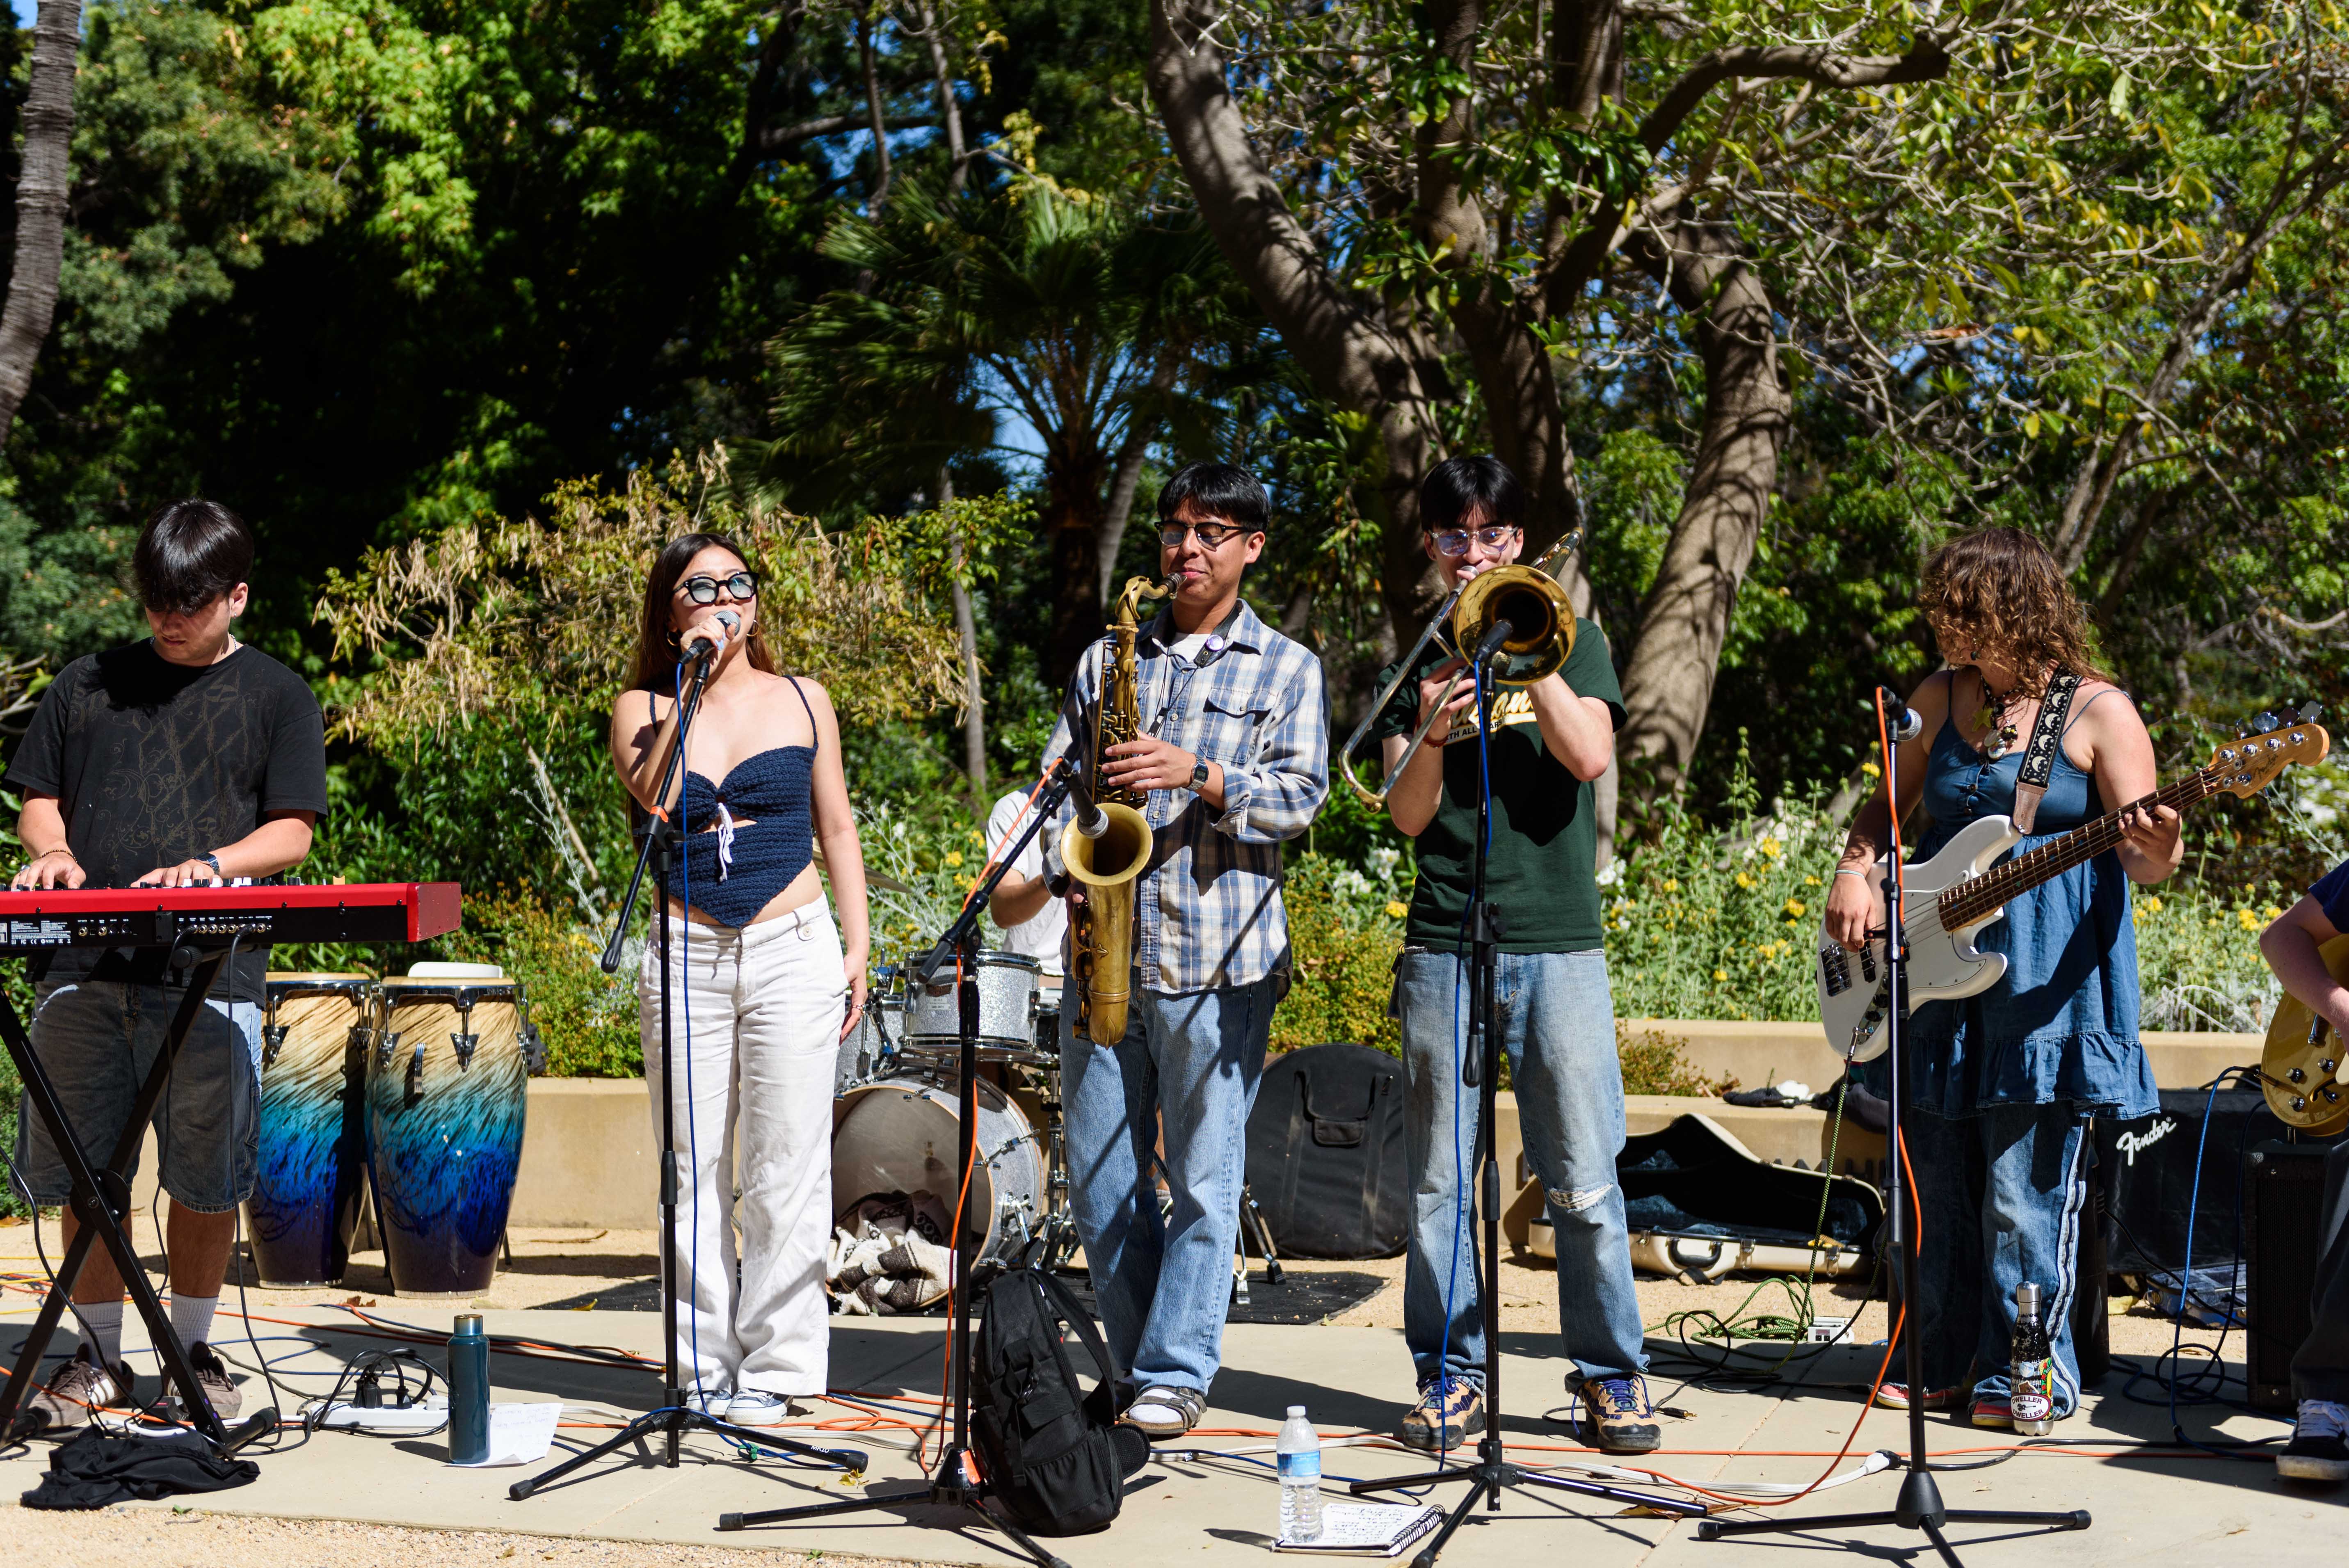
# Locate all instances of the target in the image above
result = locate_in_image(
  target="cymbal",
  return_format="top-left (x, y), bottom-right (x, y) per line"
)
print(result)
top-left (813, 840), bottom-right (913, 896)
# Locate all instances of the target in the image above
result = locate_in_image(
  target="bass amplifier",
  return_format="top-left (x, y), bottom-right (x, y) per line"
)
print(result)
top-left (2246, 1141), bottom-right (2333, 1412)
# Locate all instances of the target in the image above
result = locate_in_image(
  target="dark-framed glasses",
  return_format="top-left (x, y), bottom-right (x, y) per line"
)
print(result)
top-left (1432, 525), bottom-right (1520, 558)
top-left (679, 570), bottom-right (759, 605)
top-left (1158, 520), bottom-right (1252, 550)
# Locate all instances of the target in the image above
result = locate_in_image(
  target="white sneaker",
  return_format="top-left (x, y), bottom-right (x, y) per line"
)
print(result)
top-left (2278, 1399), bottom-right (2349, 1483)
top-left (684, 1386), bottom-right (732, 1419)
top-left (726, 1390), bottom-right (797, 1427)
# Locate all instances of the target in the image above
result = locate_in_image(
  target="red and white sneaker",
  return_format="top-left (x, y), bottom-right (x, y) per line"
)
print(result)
top-left (1872, 1383), bottom-right (1958, 1411)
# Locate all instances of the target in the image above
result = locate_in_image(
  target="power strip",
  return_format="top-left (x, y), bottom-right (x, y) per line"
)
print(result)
top-left (313, 1397), bottom-right (449, 1433)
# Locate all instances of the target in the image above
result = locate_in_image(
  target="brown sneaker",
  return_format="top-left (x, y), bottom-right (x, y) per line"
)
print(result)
top-left (162, 1342), bottom-right (243, 1424)
top-left (1578, 1376), bottom-right (1662, 1455)
top-left (22, 1346), bottom-right (134, 1435)
top-left (1399, 1380), bottom-right (1483, 1453)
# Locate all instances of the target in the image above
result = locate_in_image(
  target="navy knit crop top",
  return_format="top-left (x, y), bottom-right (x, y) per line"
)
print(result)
top-left (662, 678), bottom-right (819, 928)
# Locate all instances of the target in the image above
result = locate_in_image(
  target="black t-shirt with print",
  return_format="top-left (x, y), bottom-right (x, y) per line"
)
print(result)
top-left (1369, 618), bottom-right (1625, 954)
top-left (5, 641), bottom-right (330, 999)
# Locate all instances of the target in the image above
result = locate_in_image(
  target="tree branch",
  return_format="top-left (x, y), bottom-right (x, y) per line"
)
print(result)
top-left (752, 111), bottom-right (935, 158)
top-left (0, 0), bottom-right (84, 446)
top-left (1637, 35), bottom-right (1951, 158)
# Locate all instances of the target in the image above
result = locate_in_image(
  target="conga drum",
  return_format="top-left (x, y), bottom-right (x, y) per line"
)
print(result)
top-left (243, 973), bottom-right (375, 1287)
top-left (365, 976), bottom-right (529, 1297)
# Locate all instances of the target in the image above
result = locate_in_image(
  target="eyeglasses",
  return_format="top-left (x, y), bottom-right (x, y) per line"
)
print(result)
top-left (1158, 520), bottom-right (1254, 550)
top-left (678, 570), bottom-right (759, 605)
top-left (1432, 526), bottom-right (1520, 558)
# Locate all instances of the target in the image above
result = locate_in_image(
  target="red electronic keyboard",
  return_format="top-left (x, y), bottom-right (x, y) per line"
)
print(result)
top-left (0, 880), bottom-right (461, 951)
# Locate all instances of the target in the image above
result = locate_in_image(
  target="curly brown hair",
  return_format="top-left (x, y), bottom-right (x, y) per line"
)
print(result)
top-left (1918, 528), bottom-right (2110, 697)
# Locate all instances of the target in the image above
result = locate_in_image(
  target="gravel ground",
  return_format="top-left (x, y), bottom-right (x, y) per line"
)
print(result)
top-left (0, 1508), bottom-right (938, 1568)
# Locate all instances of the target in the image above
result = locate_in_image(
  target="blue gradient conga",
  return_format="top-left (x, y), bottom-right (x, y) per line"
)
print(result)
top-left (243, 973), bottom-right (375, 1287)
top-left (366, 977), bottom-right (529, 1297)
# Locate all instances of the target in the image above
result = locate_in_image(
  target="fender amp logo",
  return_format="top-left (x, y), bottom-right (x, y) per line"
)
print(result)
top-left (2115, 1117), bottom-right (2179, 1167)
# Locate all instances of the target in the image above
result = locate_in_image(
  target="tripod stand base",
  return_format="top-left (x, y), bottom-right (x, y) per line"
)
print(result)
top-left (1695, 1463), bottom-right (2089, 1566)
top-left (1352, 1438), bottom-right (1706, 1567)
top-left (717, 1471), bottom-right (1073, 1568)
top-left (508, 1408), bottom-right (866, 1501)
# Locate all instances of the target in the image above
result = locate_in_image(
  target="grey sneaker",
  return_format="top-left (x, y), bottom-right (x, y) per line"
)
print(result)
top-left (725, 1390), bottom-right (798, 1428)
top-left (23, 1346), bottom-right (133, 1434)
top-left (159, 1342), bottom-right (243, 1424)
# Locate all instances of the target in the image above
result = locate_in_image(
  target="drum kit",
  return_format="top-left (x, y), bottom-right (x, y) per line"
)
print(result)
top-left (243, 966), bottom-right (540, 1298)
top-left (833, 950), bottom-right (1077, 1275)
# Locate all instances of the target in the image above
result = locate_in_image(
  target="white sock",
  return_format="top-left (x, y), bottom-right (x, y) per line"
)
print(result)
top-left (77, 1301), bottom-right (124, 1367)
top-left (169, 1292), bottom-right (219, 1352)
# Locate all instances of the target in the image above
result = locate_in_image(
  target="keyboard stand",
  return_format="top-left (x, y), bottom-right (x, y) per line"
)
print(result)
top-left (0, 946), bottom-right (277, 1451)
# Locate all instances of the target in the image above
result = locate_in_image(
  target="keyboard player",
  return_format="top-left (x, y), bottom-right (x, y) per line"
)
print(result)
top-left (5, 498), bottom-right (327, 1433)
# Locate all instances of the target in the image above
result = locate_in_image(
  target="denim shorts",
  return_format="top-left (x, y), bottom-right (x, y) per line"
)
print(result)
top-left (11, 982), bottom-right (264, 1213)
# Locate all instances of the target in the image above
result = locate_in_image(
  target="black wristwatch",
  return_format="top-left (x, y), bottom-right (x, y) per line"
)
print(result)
top-left (198, 852), bottom-right (223, 880)
top-left (1185, 758), bottom-right (1211, 793)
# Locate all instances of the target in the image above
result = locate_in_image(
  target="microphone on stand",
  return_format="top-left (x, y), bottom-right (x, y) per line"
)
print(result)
top-left (1876, 686), bottom-right (1922, 743)
top-left (683, 608), bottom-right (741, 664)
top-left (1066, 767), bottom-right (1110, 839)
top-left (1473, 617), bottom-right (1517, 667)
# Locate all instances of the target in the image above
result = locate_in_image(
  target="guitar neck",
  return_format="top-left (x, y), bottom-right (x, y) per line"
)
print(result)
top-left (1936, 770), bottom-right (2216, 930)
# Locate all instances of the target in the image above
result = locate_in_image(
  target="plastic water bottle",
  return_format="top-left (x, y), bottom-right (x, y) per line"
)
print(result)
top-left (1277, 1404), bottom-right (1323, 1542)
top-left (2009, 1282), bottom-right (2054, 1436)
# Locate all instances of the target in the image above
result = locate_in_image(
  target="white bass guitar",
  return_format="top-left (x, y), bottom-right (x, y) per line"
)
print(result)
top-left (1817, 713), bottom-right (2328, 1063)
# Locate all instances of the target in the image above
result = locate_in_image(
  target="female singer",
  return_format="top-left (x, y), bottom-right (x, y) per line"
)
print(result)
top-left (608, 532), bottom-right (870, 1424)
top-left (1824, 528), bottom-right (2179, 1427)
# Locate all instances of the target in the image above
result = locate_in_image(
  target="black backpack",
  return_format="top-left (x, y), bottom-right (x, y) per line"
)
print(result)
top-left (970, 1266), bottom-right (1147, 1536)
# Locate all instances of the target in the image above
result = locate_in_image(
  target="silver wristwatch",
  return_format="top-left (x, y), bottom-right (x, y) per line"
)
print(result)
top-left (1185, 759), bottom-right (1211, 793)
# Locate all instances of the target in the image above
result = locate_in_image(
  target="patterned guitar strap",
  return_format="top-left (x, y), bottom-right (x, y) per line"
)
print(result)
top-left (2009, 669), bottom-right (2080, 836)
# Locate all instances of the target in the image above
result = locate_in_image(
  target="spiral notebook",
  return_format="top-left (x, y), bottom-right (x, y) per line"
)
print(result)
top-left (1272, 1501), bottom-right (1445, 1556)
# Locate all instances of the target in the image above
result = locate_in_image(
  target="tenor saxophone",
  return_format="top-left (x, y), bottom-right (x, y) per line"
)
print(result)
top-left (1062, 576), bottom-right (1168, 1044)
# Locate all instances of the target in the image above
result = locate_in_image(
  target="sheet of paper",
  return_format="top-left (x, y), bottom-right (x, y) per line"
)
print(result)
top-left (449, 1402), bottom-right (564, 1467)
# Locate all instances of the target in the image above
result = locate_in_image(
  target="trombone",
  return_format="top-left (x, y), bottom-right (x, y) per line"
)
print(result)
top-left (1335, 530), bottom-right (1583, 810)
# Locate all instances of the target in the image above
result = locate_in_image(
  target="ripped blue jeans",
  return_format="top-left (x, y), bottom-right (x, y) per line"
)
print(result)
top-left (1398, 947), bottom-right (1646, 1391)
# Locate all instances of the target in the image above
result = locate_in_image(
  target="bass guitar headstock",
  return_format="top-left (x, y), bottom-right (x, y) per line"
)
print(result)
top-left (2210, 702), bottom-right (2329, 798)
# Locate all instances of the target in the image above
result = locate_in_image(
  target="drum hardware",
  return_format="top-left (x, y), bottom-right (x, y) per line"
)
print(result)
top-left (452, 996), bottom-right (479, 1070)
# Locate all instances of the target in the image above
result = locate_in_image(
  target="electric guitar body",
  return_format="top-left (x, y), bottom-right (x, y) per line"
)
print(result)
top-left (1817, 814), bottom-right (2024, 1064)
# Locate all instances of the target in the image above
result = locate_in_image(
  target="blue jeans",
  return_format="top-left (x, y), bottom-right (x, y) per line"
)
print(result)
top-left (1059, 972), bottom-right (1276, 1392)
top-left (14, 983), bottom-right (264, 1213)
top-left (1398, 948), bottom-right (1646, 1390)
top-left (1900, 1103), bottom-right (2091, 1414)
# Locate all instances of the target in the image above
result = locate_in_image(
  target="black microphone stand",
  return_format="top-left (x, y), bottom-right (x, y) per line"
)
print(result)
top-left (513, 637), bottom-right (867, 1499)
top-left (1695, 693), bottom-right (2089, 1564)
top-left (717, 757), bottom-right (1083, 1568)
top-left (1351, 637), bottom-right (1705, 1564)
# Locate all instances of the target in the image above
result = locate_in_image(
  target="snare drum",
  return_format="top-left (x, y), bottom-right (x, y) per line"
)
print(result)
top-left (364, 977), bottom-right (529, 1298)
top-left (902, 951), bottom-right (1046, 1063)
top-left (832, 1070), bottom-right (1045, 1266)
top-left (244, 973), bottom-right (375, 1288)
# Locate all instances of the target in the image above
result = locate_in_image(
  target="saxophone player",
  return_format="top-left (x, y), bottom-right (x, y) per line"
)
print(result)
top-left (1040, 461), bottom-right (1328, 1441)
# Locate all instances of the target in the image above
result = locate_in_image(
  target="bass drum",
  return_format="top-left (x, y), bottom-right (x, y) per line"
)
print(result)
top-left (244, 973), bottom-right (375, 1287)
top-left (832, 1071), bottom-right (1044, 1265)
top-left (365, 977), bottom-right (529, 1298)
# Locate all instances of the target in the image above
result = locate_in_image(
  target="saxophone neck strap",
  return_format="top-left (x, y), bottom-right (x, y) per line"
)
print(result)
top-left (2009, 668), bottom-right (2080, 836)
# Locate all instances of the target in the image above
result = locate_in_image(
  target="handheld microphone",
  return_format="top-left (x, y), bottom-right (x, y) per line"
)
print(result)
top-left (1876, 686), bottom-right (1922, 743)
top-left (1473, 617), bottom-right (1517, 667)
top-left (683, 608), bottom-right (741, 663)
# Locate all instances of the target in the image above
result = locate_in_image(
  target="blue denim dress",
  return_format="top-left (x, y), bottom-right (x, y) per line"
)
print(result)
top-left (1889, 715), bottom-right (2157, 1121)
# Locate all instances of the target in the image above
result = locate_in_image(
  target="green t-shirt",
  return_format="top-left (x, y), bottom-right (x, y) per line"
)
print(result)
top-left (1369, 618), bottom-right (1624, 954)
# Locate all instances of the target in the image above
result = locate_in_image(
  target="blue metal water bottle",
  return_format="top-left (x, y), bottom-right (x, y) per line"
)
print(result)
top-left (448, 1312), bottom-right (490, 1463)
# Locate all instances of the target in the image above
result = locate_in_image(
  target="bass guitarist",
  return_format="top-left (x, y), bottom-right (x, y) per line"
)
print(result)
top-left (1823, 527), bottom-right (2179, 1428)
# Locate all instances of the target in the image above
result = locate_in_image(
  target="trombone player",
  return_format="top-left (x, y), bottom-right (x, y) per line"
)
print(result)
top-left (1366, 456), bottom-right (1657, 1456)
top-left (1039, 461), bottom-right (1328, 1441)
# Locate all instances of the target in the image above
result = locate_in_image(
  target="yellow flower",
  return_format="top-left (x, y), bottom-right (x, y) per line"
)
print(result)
top-left (1803, 874), bottom-right (1821, 886)
top-left (944, 850), bottom-right (964, 868)
top-left (2237, 908), bottom-right (2260, 930)
top-left (1661, 879), bottom-right (1679, 894)
top-left (2141, 895), bottom-right (2163, 916)
top-left (1735, 871), bottom-right (1757, 889)
top-left (1759, 837), bottom-right (1783, 859)
top-left (1712, 968), bottom-right (1727, 983)
top-left (1385, 900), bottom-right (1407, 919)
top-left (2263, 905), bottom-right (2284, 921)
top-left (1784, 898), bottom-right (1808, 918)
top-left (1862, 761), bottom-right (1881, 778)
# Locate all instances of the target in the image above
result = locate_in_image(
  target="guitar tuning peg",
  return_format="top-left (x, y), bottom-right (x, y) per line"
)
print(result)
top-left (2299, 700), bottom-right (2325, 723)
top-left (2252, 709), bottom-right (2281, 734)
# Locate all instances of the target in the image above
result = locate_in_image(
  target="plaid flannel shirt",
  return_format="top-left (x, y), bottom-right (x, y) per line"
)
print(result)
top-left (1039, 599), bottom-right (1328, 994)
